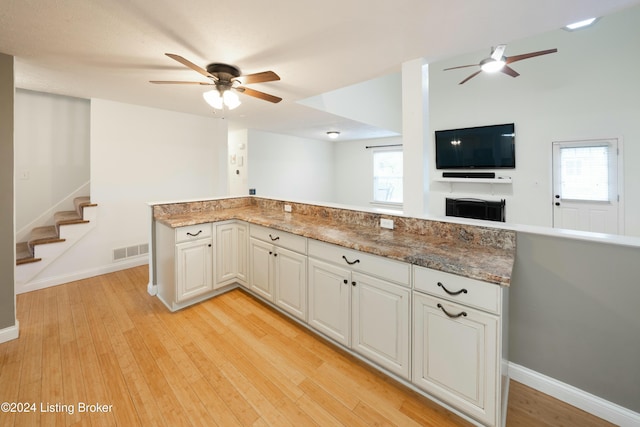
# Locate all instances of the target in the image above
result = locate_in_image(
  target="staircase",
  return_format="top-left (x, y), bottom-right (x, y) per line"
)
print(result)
top-left (16, 197), bottom-right (98, 288)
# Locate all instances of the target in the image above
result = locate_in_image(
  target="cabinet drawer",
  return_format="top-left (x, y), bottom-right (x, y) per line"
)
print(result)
top-left (175, 223), bottom-right (212, 243)
top-left (413, 266), bottom-right (501, 314)
top-left (308, 239), bottom-right (410, 287)
top-left (250, 224), bottom-right (307, 254)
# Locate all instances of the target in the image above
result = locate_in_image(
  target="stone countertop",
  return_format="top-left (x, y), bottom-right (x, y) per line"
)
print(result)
top-left (154, 204), bottom-right (514, 287)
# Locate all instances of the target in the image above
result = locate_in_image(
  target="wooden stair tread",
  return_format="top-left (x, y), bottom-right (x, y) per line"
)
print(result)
top-left (29, 226), bottom-right (65, 246)
top-left (54, 210), bottom-right (87, 226)
top-left (16, 242), bottom-right (41, 265)
top-left (16, 195), bottom-right (96, 267)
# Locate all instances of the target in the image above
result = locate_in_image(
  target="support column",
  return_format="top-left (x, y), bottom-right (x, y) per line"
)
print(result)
top-left (401, 58), bottom-right (429, 217)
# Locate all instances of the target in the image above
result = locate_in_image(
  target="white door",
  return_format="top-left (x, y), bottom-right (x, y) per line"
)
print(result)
top-left (215, 223), bottom-right (236, 287)
top-left (274, 247), bottom-right (307, 321)
top-left (308, 258), bottom-right (351, 346)
top-left (176, 239), bottom-right (213, 302)
top-left (351, 272), bottom-right (410, 379)
top-left (412, 293), bottom-right (498, 426)
top-left (249, 237), bottom-right (274, 301)
top-left (552, 139), bottom-right (620, 234)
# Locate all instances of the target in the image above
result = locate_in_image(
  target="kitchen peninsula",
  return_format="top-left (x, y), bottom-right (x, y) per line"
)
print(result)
top-left (148, 196), bottom-right (516, 426)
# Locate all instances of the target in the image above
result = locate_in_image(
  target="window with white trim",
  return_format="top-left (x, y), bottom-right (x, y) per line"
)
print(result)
top-left (372, 149), bottom-right (403, 204)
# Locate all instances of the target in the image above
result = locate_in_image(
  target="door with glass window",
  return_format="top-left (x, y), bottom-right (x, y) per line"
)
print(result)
top-left (552, 139), bottom-right (620, 234)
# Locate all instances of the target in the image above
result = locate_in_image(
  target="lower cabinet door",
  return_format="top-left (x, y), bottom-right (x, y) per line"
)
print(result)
top-left (413, 292), bottom-right (498, 426)
top-left (274, 247), bottom-right (307, 321)
top-left (176, 239), bottom-right (213, 302)
top-left (352, 273), bottom-right (410, 379)
top-left (308, 258), bottom-right (351, 346)
top-left (249, 238), bottom-right (274, 301)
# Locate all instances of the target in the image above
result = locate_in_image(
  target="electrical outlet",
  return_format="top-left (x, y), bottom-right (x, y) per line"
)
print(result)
top-left (284, 204), bottom-right (292, 213)
top-left (380, 218), bottom-right (394, 229)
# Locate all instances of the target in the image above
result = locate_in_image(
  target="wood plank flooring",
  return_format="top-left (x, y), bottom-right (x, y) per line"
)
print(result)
top-left (0, 265), bottom-right (614, 426)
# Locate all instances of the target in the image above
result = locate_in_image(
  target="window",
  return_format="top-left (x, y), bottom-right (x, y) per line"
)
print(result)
top-left (558, 145), bottom-right (610, 201)
top-left (373, 149), bottom-right (403, 204)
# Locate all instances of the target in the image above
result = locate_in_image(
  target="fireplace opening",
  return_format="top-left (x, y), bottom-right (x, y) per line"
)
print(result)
top-left (446, 198), bottom-right (505, 222)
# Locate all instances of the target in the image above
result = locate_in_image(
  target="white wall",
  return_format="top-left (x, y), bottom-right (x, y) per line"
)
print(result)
top-left (247, 129), bottom-right (334, 202)
top-left (428, 6), bottom-right (640, 236)
top-left (27, 99), bottom-right (228, 286)
top-left (332, 136), bottom-right (402, 208)
top-left (14, 89), bottom-right (90, 230)
top-left (228, 129), bottom-right (249, 196)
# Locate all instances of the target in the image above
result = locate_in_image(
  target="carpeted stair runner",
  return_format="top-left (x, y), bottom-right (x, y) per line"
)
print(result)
top-left (16, 196), bottom-right (96, 265)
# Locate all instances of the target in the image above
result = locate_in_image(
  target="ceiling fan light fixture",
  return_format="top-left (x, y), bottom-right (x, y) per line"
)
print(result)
top-left (564, 17), bottom-right (598, 31)
top-left (203, 90), bottom-right (223, 109)
top-left (203, 89), bottom-right (241, 110)
top-left (223, 90), bottom-right (241, 110)
top-left (480, 58), bottom-right (505, 73)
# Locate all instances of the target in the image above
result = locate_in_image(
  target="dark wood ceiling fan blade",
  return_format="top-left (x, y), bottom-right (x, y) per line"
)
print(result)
top-left (149, 80), bottom-right (214, 85)
top-left (240, 71), bottom-right (280, 84)
top-left (459, 70), bottom-right (482, 85)
top-left (444, 64), bottom-right (478, 71)
top-left (237, 86), bottom-right (282, 103)
top-left (500, 65), bottom-right (520, 78)
top-left (505, 48), bottom-right (558, 64)
top-left (165, 53), bottom-right (217, 80)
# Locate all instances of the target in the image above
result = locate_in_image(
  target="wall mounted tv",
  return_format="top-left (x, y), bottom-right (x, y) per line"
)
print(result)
top-left (435, 123), bottom-right (515, 169)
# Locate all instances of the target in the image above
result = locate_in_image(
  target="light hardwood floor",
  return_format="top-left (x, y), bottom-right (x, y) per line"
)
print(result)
top-left (0, 265), bottom-right (614, 426)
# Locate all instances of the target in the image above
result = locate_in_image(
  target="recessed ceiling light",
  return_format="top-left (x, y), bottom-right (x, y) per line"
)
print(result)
top-left (564, 17), bottom-right (599, 31)
top-left (326, 131), bottom-right (340, 139)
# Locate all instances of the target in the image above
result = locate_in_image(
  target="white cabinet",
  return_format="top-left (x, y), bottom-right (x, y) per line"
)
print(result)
top-left (155, 223), bottom-right (214, 310)
top-left (176, 238), bottom-right (213, 301)
top-left (307, 240), bottom-right (411, 379)
top-left (249, 225), bottom-right (307, 321)
top-left (412, 265), bottom-right (505, 427)
top-left (308, 258), bottom-right (351, 345)
top-left (215, 221), bottom-right (248, 288)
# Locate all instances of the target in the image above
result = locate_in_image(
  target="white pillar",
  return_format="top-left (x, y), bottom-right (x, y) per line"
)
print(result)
top-left (402, 58), bottom-right (429, 217)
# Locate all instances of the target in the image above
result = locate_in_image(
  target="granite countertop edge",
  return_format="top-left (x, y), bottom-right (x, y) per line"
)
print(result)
top-left (155, 207), bottom-right (514, 287)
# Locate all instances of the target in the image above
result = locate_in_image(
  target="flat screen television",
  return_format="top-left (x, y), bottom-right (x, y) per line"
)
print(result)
top-left (435, 123), bottom-right (515, 169)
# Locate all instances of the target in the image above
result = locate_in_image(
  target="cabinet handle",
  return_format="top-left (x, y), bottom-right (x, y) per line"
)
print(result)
top-left (343, 279), bottom-right (348, 284)
top-left (351, 281), bottom-right (356, 287)
top-left (208, 244), bottom-right (212, 247)
top-left (437, 282), bottom-right (468, 296)
top-left (273, 253), bottom-right (278, 257)
top-left (437, 303), bottom-right (467, 319)
top-left (186, 230), bottom-right (203, 237)
top-left (342, 255), bottom-right (360, 265)
top-left (269, 234), bottom-right (280, 241)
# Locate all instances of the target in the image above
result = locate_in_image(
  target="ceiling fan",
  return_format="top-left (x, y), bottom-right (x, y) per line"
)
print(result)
top-left (150, 53), bottom-right (282, 109)
top-left (444, 45), bottom-right (558, 85)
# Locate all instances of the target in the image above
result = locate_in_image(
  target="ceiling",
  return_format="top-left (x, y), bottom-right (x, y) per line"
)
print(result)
top-left (2, 0), bottom-right (639, 141)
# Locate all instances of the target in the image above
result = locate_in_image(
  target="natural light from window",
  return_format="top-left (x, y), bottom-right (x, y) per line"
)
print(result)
top-left (373, 149), bottom-right (403, 204)
top-left (560, 145), bottom-right (609, 201)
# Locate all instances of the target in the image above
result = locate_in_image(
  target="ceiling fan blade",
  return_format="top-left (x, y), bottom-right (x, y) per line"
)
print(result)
top-left (459, 70), bottom-right (482, 85)
top-left (149, 80), bottom-right (214, 85)
top-left (444, 64), bottom-right (478, 71)
top-left (505, 48), bottom-right (558, 64)
top-left (491, 44), bottom-right (506, 61)
top-left (240, 71), bottom-right (280, 84)
top-left (165, 53), bottom-right (217, 80)
top-left (499, 66), bottom-right (520, 78)
top-left (236, 86), bottom-right (282, 103)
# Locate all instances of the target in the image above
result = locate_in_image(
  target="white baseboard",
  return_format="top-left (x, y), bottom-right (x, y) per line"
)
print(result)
top-left (0, 321), bottom-right (19, 344)
top-left (17, 258), bottom-right (148, 294)
top-left (509, 362), bottom-right (640, 427)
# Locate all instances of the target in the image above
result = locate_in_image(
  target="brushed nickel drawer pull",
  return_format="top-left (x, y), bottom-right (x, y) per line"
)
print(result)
top-left (437, 282), bottom-right (468, 296)
top-left (186, 230), bottom-right (202, 237)
top-left (437, 303), bottom-right (467, 319)
top-left (342, 255), bottom-right (360, 265)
